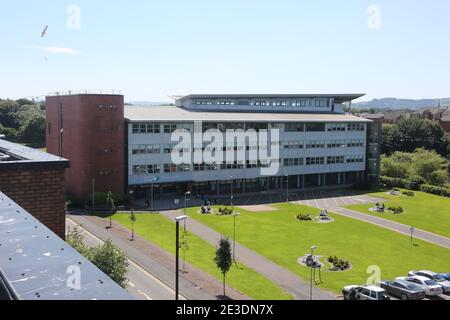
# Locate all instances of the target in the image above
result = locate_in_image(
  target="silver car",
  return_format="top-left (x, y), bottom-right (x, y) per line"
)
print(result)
top-left (397, 276), bottom-right (443, 296)
top-left (408, 270), bottom-right (450, 293)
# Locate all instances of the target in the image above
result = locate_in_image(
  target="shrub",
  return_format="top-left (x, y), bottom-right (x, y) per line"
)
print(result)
top-left (402, 191), bottom-right (415, 197)
top-left (296, 214), bottom-right (312, 221)
top-left (218, 207), bottom-right (233, 216)
top-left (420, 184), bottom-right (450, 198)
top-left (327, 256), bottom-right (350, 271)
top-left (388, 206), bottom-right (404, 214)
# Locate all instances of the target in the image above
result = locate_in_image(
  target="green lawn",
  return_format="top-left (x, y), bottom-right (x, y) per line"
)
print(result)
top-left (111, 213), bottom-right (293, 300)
top-left (187, 203), bottom-right (450, 294)
top-left (345, 190), bottom-right (450, 238)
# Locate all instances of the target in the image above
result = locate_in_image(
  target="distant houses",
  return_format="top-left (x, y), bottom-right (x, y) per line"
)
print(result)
top-left (356, 107), bottom-right (450, 135)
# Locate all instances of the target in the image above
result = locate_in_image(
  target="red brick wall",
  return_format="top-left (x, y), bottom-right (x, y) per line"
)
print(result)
top-left (0, 168), bottom-right (66, 239)
top-left (46, 95), bottom-right (125, 200)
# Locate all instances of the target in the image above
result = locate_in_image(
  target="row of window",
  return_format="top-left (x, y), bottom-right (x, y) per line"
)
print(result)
top-left (132, 156), bottom-right (364, 175)
top-left (131, 122), bottom-right (366, 134)
top-left (193, 99), bottom-right (330, 108)
top-left (131, 139), bottom-right (365, 155)
top-left (132, 123), bottom-right (193, 134)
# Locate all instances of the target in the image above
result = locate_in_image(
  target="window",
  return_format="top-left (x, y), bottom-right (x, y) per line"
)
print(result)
top-left (283, 158), bottom-right (304, 167)
top-left (327, 156), bottom-right (345, 164)
top-left (305, 123), bottom-right (325, 132)
top-left (327, 123), bottom-right (346, 132)
top-left (132, 145), bottom-right (161, 155)
top-left (47, 122), bottom-right (52, 134)
top-left (305, 157), bottom-right (325, 166)
top-left (346, 155), bottom-right (364, 163)
top-left (347, 123), bottom-right (365, 131)
top-left (306, 141), bottom-right (325, 149)
top-left (292, 99), bottom-right (309, 107)
top-left (285, 123), bottom-right (304, 132)
top-left (272, 100), bottom-right (287, 107)
top-left (347, 140), bottom-right (364, 148)
top-left (164, 164), bottom-right (177, 173)
top-left (163, 123), bottom-right (178, 134)
top-left (327, 140), bottom-right (346, 148)
top-left (284, 141), bottom-right (304, 149)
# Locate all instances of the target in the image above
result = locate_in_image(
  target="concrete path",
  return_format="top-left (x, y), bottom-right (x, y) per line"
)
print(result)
top-left (162, 210), bottom-right (337, 300)
top-left (68, 214), bottom-right (219, 300)
top-left (332, 208), bottom-right (450, 249)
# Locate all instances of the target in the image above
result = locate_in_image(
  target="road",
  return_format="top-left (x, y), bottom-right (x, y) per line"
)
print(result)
top-left (66, 218), bottom-right (183, 300)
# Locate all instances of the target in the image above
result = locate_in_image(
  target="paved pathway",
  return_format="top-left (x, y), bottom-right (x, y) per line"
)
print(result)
top-left (162, 210), bottom-right (337, 300)
top-left (331, 208), bottom-right (450, 249)
top-left (68, 214), bottom-right (241, 300)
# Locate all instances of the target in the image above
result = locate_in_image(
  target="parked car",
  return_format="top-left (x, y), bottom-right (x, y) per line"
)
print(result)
top-left (379, 279), bottom-right (426, 300)
top-left (342, 285), bottom-right (389, 300)
top-left (396, 276), bottom-right (443, 296)
top-left (439, 273), bottom-right (450, 281)
top-left (408, 270), bottom-right (450, 293)
top-left (343, 285), bottom-right (363, 300)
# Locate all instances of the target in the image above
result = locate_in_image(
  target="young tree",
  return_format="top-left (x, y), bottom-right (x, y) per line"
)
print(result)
top-left (180, 231), bottom-right (189, 273)
top-left (129, 209), bottom-right (136, 241)
top-left (106, 191), bottom-right (116, 229)
top-left (90, 240), bottom-right (129, 288)
top-left (66, 226), bottom-right (91, 258)
top-left (214, 238), bottom-right (233, 296)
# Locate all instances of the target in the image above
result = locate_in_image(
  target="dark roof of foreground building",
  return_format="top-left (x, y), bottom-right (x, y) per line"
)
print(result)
top-left (0, 139), bottom-right (69, 170)
top-left (0, 192), bottom-right (132, 300)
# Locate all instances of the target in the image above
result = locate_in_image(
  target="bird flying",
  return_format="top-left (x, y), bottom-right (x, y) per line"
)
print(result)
top-left (41, 25), bottom-right (48, 38)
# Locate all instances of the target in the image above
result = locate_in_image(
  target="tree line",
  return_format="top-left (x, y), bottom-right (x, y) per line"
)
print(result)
top-left (0, 98), bottom-right (46, 147)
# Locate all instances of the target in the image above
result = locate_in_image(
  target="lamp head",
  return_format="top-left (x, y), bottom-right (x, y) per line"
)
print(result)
top-left (175, 215), bottom-right (188, 222)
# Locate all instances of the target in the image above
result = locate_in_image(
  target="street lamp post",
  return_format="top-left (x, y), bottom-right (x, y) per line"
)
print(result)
top-left (285, 175), bottom-right (289, 203)
top-left (184, 191), bottom-right (191, 232)
top-left (310, 245), bottom-right (317, 300)
top-left (232, 211), bottom-right (240, 265)
top-left (91, 179), bottom-right (95, 211)
top-left (230, 176), bottom-right (234, 207)
top-left (175, 215), bottom-right (188, 301)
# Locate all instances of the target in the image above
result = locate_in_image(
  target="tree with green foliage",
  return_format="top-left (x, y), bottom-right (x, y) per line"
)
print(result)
top-left (66, 227), bottom-right (129, 288)
top-left (214, 238), bottom-right (233, 296)
top-left (90, 240), bottom-right (129, 288)
top-left (129, 209), bottom-right (136, 241)
top-left (106, 191), bottom-right (116, 229)
top-left (19, 113), bottom-right (45, 147)
top-left (381, 149), bottom-right (448, 186)
top-left (381, 117), bottom-right (448, 156)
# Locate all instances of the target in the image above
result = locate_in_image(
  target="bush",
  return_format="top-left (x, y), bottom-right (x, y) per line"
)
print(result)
top-left (402, 191), bottom-right (415, 197)
top-left (327, 256), bottom-right (350, 271)
top-left (420, 184), bottom-right (450, 198)
top-left (388, 206), bottom-right (404, 214)
top-left (296, 214), bottom-right (312, 221)
top-left (218, 207), bottom-right (233, 216)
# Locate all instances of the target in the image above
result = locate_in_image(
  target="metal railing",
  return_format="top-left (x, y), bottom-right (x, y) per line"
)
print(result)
top-left (47, 89), bottom-right (122, 97)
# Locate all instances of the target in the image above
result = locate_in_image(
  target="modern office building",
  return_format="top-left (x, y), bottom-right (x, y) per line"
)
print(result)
top-left (46, 92), bottom-right (381, 201)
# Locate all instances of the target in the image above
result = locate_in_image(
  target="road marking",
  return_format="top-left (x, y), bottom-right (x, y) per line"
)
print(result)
top-left (137, 289), bottom-right (153, 300)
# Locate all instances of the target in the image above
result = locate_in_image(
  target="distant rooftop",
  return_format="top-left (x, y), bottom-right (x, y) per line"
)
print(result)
top-left (176, 94), bottom-right (365, 104)
top-left (0, 139), bottom-right (69, 170)
top-left (0, 192), bottom-right (132, 300)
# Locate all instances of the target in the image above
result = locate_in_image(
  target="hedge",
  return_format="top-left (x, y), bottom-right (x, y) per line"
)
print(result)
top-left (380, 176), bottom-right (450, 198)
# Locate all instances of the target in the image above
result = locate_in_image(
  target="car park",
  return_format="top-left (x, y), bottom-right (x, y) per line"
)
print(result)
top-left (342, 285), bottom-right (389, 300)
top-left (379, 279), bottom-right (426, 300)
top-left (396, 276), bottom-right (443, 296)
top-left (408, 270), bottom-right (450, 294)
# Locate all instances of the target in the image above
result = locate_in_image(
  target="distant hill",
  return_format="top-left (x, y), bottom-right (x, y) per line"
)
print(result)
top-left (354, 98), bottom-right (450, 110)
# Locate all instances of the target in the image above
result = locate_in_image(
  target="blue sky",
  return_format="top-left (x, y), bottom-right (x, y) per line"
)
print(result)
top-left (0, 0), bottom-right (449, 102)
